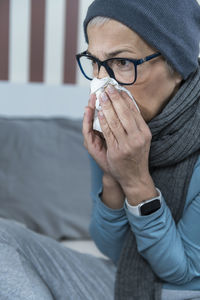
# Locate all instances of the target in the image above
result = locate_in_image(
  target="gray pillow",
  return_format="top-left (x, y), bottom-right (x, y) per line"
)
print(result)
top-left (0, 117), bottom-right (91, 240)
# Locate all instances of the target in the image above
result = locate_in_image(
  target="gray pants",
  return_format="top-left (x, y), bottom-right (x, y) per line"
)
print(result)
top-left (0, 218), bottom-right (116, 300)
top-left (0, 217), bottom-right (200, 300)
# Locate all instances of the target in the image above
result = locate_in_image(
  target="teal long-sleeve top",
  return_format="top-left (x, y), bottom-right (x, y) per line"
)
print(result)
top-left (89, 155), bottom-right (200, 291)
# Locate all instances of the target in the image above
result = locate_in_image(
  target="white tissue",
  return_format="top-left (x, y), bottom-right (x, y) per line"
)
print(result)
top-left (90, 77), bottom-right (139, 132)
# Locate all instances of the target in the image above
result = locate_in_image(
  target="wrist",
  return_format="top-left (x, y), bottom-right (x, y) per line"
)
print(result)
top-left (102, 173), bottom-right (120, 188)
top-left (101, 173), bottom-right (125, 209)
top-left (122, 175), bottom-right (157, 206)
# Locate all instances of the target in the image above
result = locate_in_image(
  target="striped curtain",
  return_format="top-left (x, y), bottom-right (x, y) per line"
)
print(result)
top-left (0, 0), bottom-right (93, 85)
top-left (1, 0), bottom-right (198, 85)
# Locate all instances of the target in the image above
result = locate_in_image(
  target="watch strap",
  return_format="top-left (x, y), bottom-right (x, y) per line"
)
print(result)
top-left (125, 188), bottom-right (162, 216)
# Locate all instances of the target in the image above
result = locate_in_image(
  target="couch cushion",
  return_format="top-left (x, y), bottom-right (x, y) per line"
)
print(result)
top-left (0, 117), bottom-right (91, 240)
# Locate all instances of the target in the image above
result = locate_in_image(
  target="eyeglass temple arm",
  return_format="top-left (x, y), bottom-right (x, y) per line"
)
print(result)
top-left (137, 52), bottom-right (161, 65)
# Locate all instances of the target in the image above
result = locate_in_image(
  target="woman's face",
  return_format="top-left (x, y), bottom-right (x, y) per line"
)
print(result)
top-left (87, 19), bottom-right (182, 121)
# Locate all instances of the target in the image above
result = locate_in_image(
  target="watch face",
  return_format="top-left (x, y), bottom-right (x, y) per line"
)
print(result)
top-left (140, 199), bottom-right (161, 216)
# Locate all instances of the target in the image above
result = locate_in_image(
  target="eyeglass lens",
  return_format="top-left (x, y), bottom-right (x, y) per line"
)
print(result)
top-left (79, 56), bottom-right (135, 84)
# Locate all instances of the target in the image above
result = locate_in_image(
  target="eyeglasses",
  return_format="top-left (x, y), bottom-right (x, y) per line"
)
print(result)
top-left (76, 51), bottom-right (161, 85)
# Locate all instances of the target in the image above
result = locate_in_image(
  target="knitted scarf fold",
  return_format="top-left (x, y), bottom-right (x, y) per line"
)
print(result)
top-left (115, 63), bottom-right (200, 300)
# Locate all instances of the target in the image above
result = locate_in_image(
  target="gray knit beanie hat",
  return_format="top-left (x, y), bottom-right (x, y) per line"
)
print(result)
top-left (84, 0), bottom-right (200, 80)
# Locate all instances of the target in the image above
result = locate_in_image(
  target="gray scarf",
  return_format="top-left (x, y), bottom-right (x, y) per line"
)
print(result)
top-left (115, 63), bottom-right (200, 300)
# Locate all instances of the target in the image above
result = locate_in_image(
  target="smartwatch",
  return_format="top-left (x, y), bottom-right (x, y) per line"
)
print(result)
top-left (125, 188), bottom-right (162, 216)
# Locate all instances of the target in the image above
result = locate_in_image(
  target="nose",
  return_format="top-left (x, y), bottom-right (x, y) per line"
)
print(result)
top-left (97, 65), bottom-right (110, 79)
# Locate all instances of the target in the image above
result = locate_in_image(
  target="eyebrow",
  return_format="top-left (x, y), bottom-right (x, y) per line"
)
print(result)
top-left (86, 49), bottom-right (136, 59)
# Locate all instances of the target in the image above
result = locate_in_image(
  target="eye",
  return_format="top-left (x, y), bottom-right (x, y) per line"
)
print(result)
top-left (111, 59), bottom-right (133, 72)
top-left (117, 59), bottom-right (130, 67)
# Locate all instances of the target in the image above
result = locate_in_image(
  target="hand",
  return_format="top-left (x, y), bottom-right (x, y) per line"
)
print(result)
top-left (83, 94), bottom-right (125, 209)
top-left (98, 85), bottom-right (157, 204)
top-left (83, 93), bottom-right (110, 174)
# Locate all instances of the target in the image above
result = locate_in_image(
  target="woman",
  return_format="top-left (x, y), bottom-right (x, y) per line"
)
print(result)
top-left (80, 0), bottom-right (200, 299)
top-left (0, 0), bottom-right (199, 299)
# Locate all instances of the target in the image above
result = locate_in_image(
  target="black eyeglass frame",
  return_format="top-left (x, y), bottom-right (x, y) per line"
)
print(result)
top-left (76, 51), bottom-right (161, 85)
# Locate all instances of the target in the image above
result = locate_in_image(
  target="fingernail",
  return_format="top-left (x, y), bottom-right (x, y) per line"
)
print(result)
top-left (99, 110), bottom-right (104, 118)
top-left (101, 92), bottom-right (108, 102)
top-left (99, 110), bottom-right (104, 119)
top-left (107, 84), bottom-right (115, 93)
top-left (90, 93), bottom-right (95, 98)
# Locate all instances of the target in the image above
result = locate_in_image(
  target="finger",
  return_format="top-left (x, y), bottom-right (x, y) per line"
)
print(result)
top-left (82, 106), bottom-right (102, 152)
top-left (82, 106), bottom-right (94, 139)
top-left (120, 91), bottom-right (150, 134)
top-left (105, 85), bottom-right (138, 135)
top-left (100, 91), bottom-right (126, 142)
top-left (88, 93), bottom-right (96, 110)
top-left (121, 91), bottom-right (140, 114)
top-left (84, 94), bottom-right (97, 133)
top-left (84, 94), bottom-right (96, 138)
top-left (98, 109), bottom-right (117, 149)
